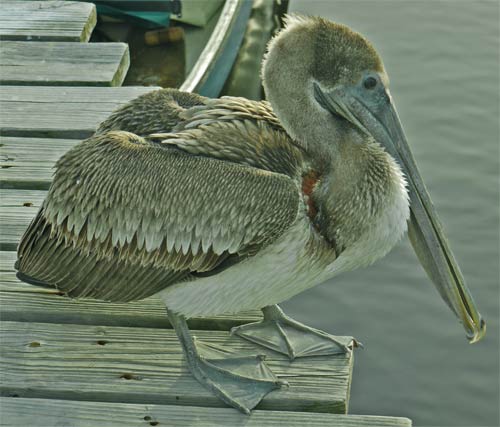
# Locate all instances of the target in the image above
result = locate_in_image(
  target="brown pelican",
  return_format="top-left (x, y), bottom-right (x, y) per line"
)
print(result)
top-left (15, 15), bottom-right (485, 413)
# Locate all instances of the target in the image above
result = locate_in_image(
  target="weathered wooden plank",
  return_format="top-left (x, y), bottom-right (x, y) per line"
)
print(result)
top-left (0, 278), bottom-right (262, 330)
top-left (0, 188), bottom-right (45, 208)
top-left (0, 251), bottom-right (16, 272)
top-left (0, 189), bottom-right (43, 250)
top-left (0, 41), bottom-right (130, 86)
top-left (0, 251), bottom-right (261, 330)
top-left (0, 1), bottom-right (97, 42)
top-left (0, 321), bottom-right (354, 413)
top-left (0, 137), bottom-right (76, 189)
top-left (0, 86), bottom-right (160, 138)
top-left (0, 397), bottom-right (412, 426)
top-left (0, 250), bottom-right (65, 294)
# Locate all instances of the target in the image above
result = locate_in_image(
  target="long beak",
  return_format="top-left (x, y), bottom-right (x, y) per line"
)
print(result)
top-left (314, 83), bottom-right (486, 343)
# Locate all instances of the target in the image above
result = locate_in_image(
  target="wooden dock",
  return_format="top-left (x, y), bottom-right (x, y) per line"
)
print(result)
top-left (0, 2), bottom-right (412, 426)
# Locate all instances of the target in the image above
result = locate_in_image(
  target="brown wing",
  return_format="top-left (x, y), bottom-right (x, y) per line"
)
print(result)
top-left (97, 89), bottom-right (308, 178)
top-left (96, 88), bottom-right (207, 136)
top-left (150, 96), bottom-right (308, 177)
top-left (16, 131), bottom-right (300, 302)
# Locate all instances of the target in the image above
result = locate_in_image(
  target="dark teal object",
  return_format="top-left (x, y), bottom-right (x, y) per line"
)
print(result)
top-left (92, 0), bottom-right (182, 29)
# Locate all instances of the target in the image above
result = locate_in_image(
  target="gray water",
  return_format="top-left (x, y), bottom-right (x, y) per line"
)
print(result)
top-left (282, 1), bottom-right (500, 426)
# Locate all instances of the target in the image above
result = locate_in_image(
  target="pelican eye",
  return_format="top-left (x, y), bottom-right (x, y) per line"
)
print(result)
top-left (363, 76), bottom-right (377, 90)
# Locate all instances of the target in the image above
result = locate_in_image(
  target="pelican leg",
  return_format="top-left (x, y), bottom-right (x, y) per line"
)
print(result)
top-left (167, 309), bottom-right (286, 414)
top-left (231, 305), bottom-right (354, 360)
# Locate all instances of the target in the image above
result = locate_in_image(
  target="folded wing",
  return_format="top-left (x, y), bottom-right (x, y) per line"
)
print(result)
top-left (16, 131), bottom-right (300, 302)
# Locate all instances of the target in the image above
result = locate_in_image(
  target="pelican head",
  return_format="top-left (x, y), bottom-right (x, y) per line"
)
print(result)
top-left (262, 15), bottom-right (485, 343)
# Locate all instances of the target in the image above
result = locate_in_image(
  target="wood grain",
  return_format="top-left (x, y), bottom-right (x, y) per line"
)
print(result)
top-left (0, 41), bottom-right (130, 86)
top-left (0, 251), bottom-right (261, 330)
top-left (0, 137), bottom-right (77, 190)
top-left (0, 277), bottom-right (262, 331)
top-left (0, 86), bottom-right (160, 138)
top-left (0, 397), bottom-right (412, 426)
top-left (0, 1), bottom-right (97, 42)
top-left (0, 321), bottom-right (354, 413)
top-left (0, 189), bottom-right (43, 250)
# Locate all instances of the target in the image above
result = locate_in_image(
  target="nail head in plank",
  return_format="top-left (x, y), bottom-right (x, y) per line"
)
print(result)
top-left (0, 1), bottom-right (97, 42)
top-left (0, 42), bottom-right (130, 86)
top-left (0, 321), bottom-right (354, 413)
top-left (0, 189), bottom-right (45, 251)
top-left (0, 397), bottom-right (412, 426)
top-left (0, 86), bottom-right (161, 138)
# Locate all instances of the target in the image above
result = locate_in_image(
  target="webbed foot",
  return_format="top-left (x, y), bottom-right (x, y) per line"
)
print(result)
top-left (194, 341), bottom-right (287, 413)
top-left (168, 310), bottom-right (286, 414)
top-left (231, 305), bottom-right (355, 360)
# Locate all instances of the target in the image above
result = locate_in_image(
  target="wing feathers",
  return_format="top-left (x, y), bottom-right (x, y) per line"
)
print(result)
top-left (17, 130), bottom-right (300, 301)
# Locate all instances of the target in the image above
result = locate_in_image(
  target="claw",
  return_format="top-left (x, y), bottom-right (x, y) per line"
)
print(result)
top-left (352, 339), bottom-right (364, 349)
top-left (277, 379), bottom-right (290, 388)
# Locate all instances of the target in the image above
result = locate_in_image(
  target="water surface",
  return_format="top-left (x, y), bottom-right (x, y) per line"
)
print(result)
top-left (284, 2), bottom-right (499, 426)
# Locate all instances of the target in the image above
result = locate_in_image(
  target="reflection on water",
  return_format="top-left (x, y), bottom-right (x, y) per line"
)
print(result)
top-left (119, 3), bottom-right (222, 88)
top-left (124, 26), bottom-right (186, 88)
top-left (284, 1), bottom-right (499, 426)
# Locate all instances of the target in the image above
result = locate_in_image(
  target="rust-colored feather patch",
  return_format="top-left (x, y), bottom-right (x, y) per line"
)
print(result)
top-left (302, 170), bottom-right (320, 220)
